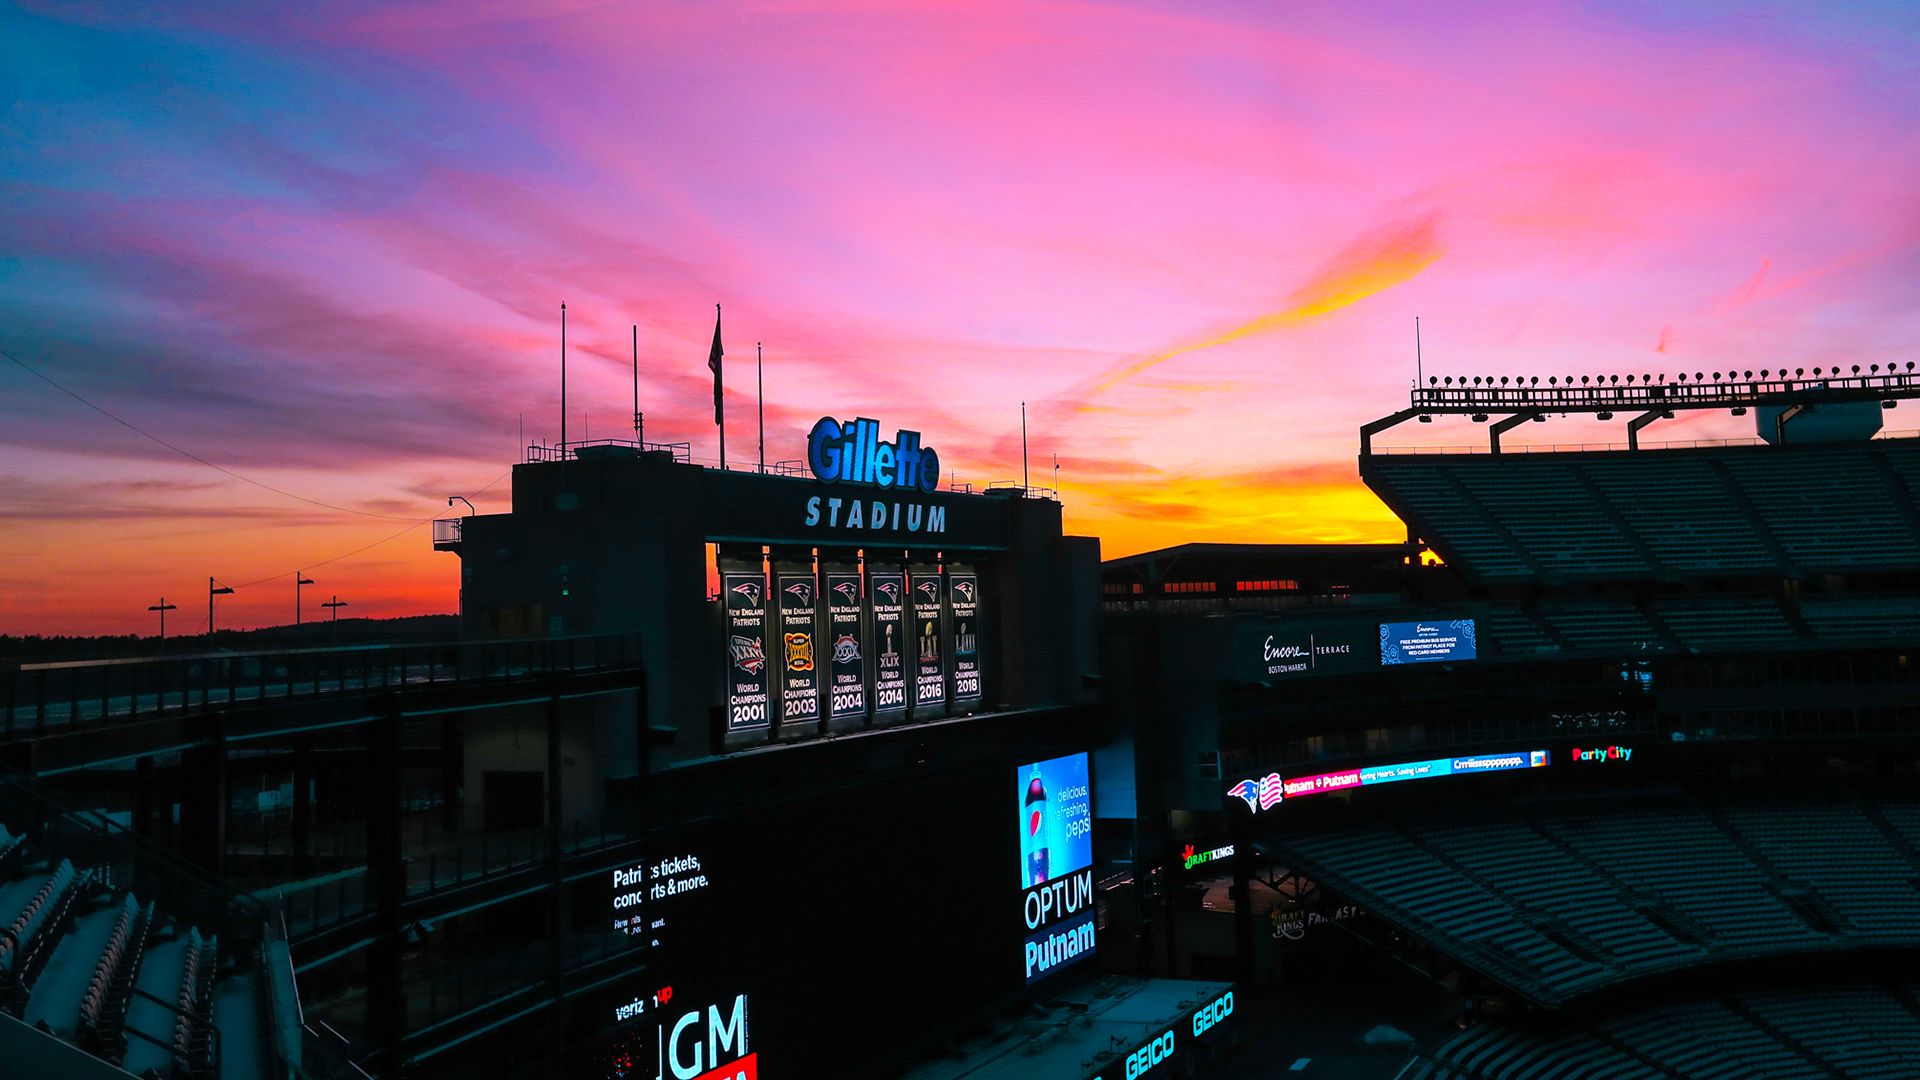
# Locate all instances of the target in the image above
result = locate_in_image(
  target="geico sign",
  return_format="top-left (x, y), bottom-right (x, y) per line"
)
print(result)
top-left (1125, 1030), bottom-right (1176, 1078)
top-left (1191, 990), bottom-right (1233, 1037)
top-left (657, 994), bottom-right (751, 1080)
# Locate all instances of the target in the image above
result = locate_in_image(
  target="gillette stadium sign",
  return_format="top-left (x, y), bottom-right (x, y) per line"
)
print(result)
top-left (808, 417), bottom-right (940, 492)
top-left (703, 416), bottom-right (1010, 550)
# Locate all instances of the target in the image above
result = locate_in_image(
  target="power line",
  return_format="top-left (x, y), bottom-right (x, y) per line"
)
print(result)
top-left (227, 469), bottom-right (510, 590)
top-left (2, 346), bottom-right (422, 521)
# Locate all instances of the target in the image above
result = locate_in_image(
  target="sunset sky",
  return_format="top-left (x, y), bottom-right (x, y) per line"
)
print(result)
top-left (3, 1), bottom-right (1918, 635)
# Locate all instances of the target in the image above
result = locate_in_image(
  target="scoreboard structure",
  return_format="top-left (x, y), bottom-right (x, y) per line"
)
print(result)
top-left (453, 415), bottom-right (1100, 762)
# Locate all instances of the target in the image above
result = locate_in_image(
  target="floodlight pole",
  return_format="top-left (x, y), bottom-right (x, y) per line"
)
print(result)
top-left (148, 598), bottom-right (177, 648)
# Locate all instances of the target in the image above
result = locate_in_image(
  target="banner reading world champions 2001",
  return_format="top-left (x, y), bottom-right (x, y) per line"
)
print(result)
top-left (824, 570), bottom-right (866, 730)
top-left (720, 571), bottom-right (771, 734)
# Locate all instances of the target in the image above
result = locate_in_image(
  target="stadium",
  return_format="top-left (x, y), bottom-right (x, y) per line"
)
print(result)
top-left (5, 368), bottom-right (1920, 1079)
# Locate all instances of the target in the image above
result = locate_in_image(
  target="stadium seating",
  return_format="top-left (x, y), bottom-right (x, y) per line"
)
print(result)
top-left (0, 821), bottom-right (269, 1080)
top-left (1363, 440), bottom-right (1920, 582)
top-left (1270, 791), bottom-right (1920, 1008)
top-left (1409, 980), bottom-right (1920, 1079)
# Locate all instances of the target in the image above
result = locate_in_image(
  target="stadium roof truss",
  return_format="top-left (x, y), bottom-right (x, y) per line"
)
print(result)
top-left (1361, 367), bottom-right (1920, 454)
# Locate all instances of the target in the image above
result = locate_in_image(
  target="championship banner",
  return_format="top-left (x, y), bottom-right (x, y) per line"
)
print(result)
top-left (910, 565), bottom-right (947, 716)
top-left (949, 566), bottom-right (981, 709)
top-left (824, 567), bottom-right (867, 731)
top-left (719, 567), bottom-right (771, 736)
top-left (868, 566), bottom-right (910, 726)
top-left (774, 564), bottom-right (822, 739)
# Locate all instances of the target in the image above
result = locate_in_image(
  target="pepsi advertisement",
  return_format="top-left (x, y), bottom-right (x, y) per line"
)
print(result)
top-left (720, 569), bottom-right (771, 735)
top-left (1019, 752), bottom-right (1095, 984)
top-left (950, 568), bottom-right (982, 709)
top-left (1380, 619), bottom-right (1478, 665)
top-left (867, 568), bottom-right (909, 725)
top-left (911, 566), bottom-right (947, 716)
top-left (824, 568), bottom-right (867, 732)
top-left (775, 567), bottom-right (822, 739)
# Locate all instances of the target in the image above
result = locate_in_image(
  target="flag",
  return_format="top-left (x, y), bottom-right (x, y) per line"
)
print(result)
top-left (708, 304), bottom-right (724, 424)
top-left (1258, 772), bottom-right (1284, 810)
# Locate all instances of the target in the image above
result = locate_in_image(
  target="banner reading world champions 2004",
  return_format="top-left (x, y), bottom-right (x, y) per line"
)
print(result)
top-left (720, 571), bottom-right (771, 734)
top-left (824, 570), bottom-right (866, 729)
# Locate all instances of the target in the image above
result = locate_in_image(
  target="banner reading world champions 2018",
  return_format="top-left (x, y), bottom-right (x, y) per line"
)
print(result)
top-left (720, 571), bottom-right (771, 734)
top-left (950, 570), bottom-right (982, 709)
top-left (1020, 752), bottom-right (1095, 984)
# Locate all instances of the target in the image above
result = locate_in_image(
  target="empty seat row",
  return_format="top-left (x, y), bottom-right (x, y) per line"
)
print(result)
top-left (172, 929), bottom-right (218, 1080)
top-left (76, 893), bottom-right (152, 1063)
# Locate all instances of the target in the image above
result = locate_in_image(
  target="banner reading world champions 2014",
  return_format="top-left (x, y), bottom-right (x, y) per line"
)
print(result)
top-left (868, 568), bottom-right (909, 726)
top-left (720, 571), bottom-right (771, 734)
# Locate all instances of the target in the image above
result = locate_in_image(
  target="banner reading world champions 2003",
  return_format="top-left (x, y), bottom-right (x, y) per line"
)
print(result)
top-left (720, 571), bottom-right (771, 734)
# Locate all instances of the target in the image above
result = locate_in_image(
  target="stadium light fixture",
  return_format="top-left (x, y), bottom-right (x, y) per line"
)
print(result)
top-left (1472, 413), bottom-right (1488, 423)
top-left (1597, 411), bottom-right (1614, 421)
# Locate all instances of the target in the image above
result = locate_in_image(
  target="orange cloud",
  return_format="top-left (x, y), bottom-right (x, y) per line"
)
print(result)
top-left (1089, 211), bottom-right (1445, 395)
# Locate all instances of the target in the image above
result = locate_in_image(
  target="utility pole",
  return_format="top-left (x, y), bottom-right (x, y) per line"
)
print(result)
top-left (148, 598), bottom-right (177, 649)
top-left (209, 577), bottom-right (233, 639)
top-left (297, 573), bottom-right (314, 625)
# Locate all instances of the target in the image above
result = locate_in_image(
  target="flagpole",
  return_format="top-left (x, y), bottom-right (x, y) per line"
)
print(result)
top-left (715, 303), bottom-right (726, 470)
top-left (757, 342), bottom-right (765, 474)
top-left (560, 302), bottom-right (568, 452)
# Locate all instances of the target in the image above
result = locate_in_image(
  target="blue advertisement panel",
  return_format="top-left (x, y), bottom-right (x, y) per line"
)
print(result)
top-left (1380, 619), bottom-right (1479, 665)
top-left (1018, 752), bottom-right (1096, 984)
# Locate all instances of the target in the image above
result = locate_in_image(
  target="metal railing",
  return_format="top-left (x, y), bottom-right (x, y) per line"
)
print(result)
top-left (524, 438), bottom-right (691, 463)
top-left (430, 518), bottom-right (462, 546)
top-left (1371, 429), bottom-right (1920, 457)
top-left (1, 631), bottom-right (643, 737)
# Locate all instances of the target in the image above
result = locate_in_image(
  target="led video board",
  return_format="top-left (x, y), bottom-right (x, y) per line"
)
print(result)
top-left (774, 565), bottom-right (821, 738)
top-left (1279, 749), bottom-right (1548, 801)
top-left (1019, 752), bottom-right (1095, 984)
top-left (720, 569), bottom-right (771, 735)
top-left (950, 567), bottom-right (982, 709)
top-left (823, 567), bottom-right (866, 731)
top-left (911, 566), bottom-right (946, 715)
top-left (1087, 988), bottom-right (1236, 1080)
top-left (1380, 619), bottom-right (1478, 665)
top-left (868, 567), bottom-right (909, 725)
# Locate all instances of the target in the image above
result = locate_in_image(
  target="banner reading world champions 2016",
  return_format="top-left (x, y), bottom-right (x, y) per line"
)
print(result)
top-left (824, 570), bottom-right (866, 730)
top-left (868, 568), bottom-right (909, 725)
top-left (720, 571), bottom-right (771, 734)
top-left (950, 570), bottom-right (982, 709)
top-left (911, 567), bottom-right (946, 715)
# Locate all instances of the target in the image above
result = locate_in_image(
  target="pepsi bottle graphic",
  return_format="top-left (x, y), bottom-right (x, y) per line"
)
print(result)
top-left (1025, 768), bottom-right (1051, 886)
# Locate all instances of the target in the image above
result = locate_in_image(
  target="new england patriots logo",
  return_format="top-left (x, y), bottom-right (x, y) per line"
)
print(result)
top-left (729, 581), bottom-right (762, 607)
top-left (874, 581), bottom-right (901, 605)
top-left (831, 580), bottom-right (860, 605)
top-left (953, 580), bottom-right (976, 604)
top-left (783, 581), bottom-right (812, 605)
top-left (915, 579), bottom-right (939, 602)
top-left (1227, 780), bottom-right (1260, 811)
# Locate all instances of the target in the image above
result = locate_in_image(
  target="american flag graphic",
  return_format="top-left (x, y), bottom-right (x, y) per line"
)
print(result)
top-left (1258, 773), bottom-right (1284, 809)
